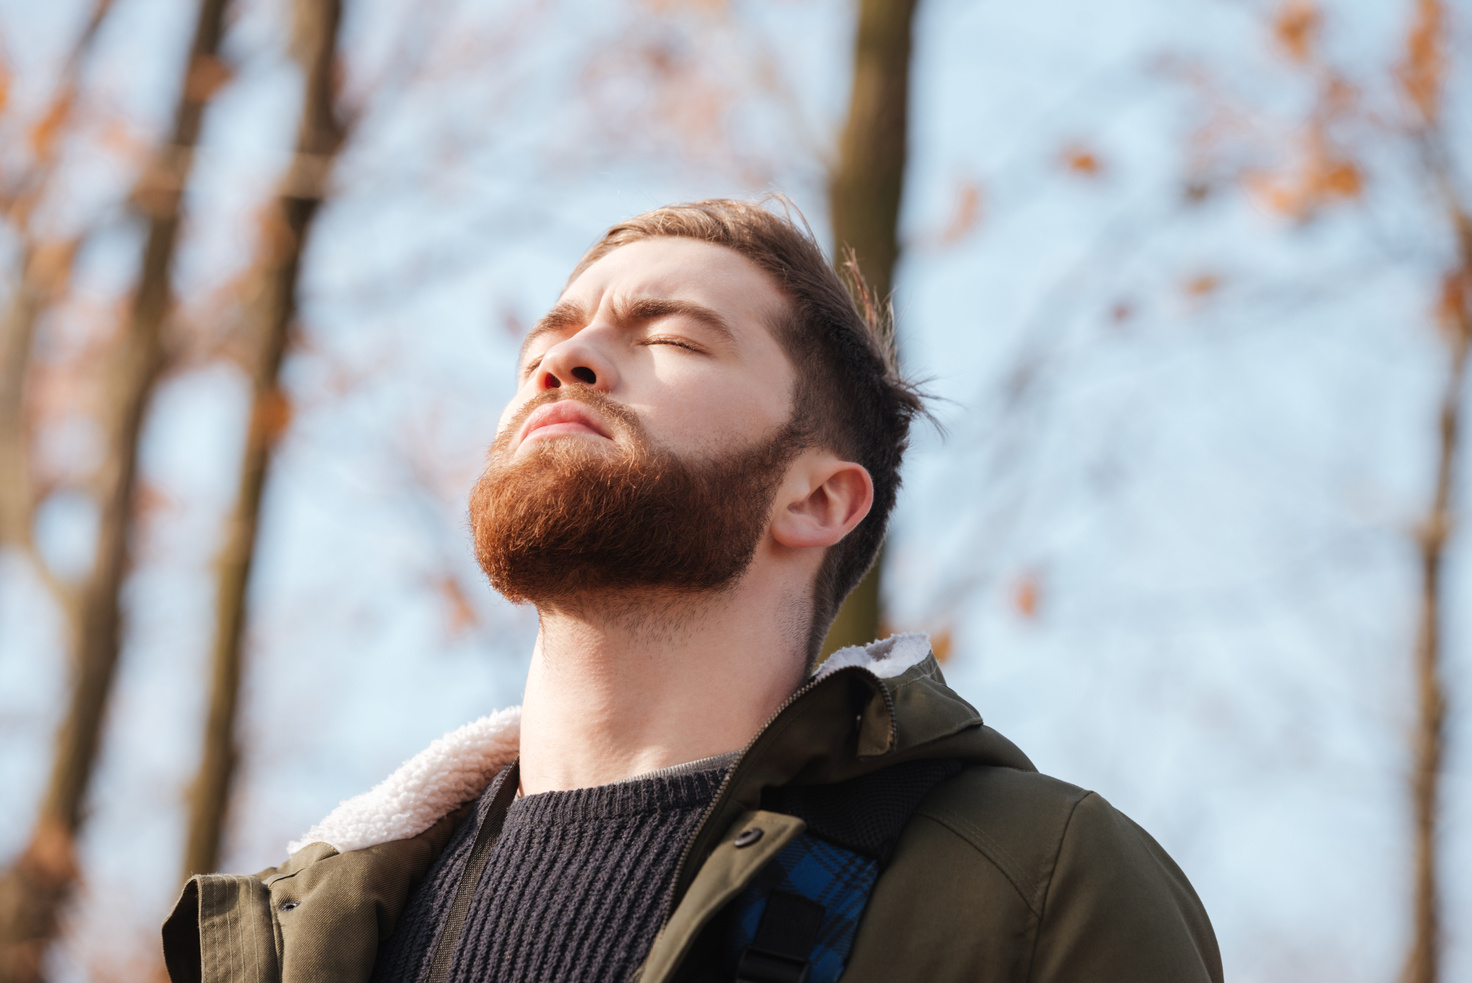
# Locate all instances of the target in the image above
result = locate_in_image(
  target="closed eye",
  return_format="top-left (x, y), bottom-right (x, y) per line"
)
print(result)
top-left (640, 335), bottom-right (705, 353)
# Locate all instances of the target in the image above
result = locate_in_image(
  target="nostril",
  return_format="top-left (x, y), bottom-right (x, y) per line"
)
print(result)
top-left (543, 372), bottom-right (561, 389)
top-left (571, 366), bottom-right (596, 385)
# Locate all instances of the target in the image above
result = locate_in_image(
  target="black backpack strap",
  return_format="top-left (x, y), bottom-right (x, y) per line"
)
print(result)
top-left (761, 758), bottom-right (962, 863)
top-left (734, 891), bottom-right (825, 983)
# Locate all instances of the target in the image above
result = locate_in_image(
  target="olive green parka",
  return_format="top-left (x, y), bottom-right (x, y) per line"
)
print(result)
top-left (162, 635), bottom-right (1223, 983)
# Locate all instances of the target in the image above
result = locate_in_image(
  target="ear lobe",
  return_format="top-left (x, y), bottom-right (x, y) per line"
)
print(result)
top-left (772, 457), bottom-right (874, 550)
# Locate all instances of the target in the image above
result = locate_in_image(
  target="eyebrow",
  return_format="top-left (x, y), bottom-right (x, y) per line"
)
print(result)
top-left (518, 296), bottom-right (736, 373)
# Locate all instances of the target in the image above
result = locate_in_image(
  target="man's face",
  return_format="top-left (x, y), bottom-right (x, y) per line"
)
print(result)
top-left (500, 236), bottom-right (798, 461)
top-left (470, 237), bottom-right (805, 604)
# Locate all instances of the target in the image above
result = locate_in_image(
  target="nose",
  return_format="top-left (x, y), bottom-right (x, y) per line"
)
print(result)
top-left (536, 334), bottom-right (618, 393)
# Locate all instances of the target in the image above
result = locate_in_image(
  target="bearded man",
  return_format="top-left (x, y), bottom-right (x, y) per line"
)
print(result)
top-left (163, 199), bottom-right (1222, 983)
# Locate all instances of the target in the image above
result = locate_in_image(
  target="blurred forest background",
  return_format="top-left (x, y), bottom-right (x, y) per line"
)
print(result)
top-left (0, 0), bottom-right (1468, 980)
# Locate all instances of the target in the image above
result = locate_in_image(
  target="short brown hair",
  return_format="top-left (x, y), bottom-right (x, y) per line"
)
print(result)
top-left (568, 197), bottom-right (926, 658)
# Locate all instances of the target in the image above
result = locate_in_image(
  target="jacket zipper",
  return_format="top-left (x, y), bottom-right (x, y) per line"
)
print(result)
top-left (658, 665), bottom-right (897, 926)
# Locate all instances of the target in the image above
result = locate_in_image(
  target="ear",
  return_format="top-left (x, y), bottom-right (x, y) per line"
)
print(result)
top-left (771, 451), bottom-right (874, 550)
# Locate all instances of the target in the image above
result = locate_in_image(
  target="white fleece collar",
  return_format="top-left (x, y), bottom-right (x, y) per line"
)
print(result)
top-left (812, 631), bottom-right (931, 682)
top-left (288, 633), bottom-right (931, 855)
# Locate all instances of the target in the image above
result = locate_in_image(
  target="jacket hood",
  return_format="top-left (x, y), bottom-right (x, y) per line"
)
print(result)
top-left (289, 633), bottom-right (1029, 855)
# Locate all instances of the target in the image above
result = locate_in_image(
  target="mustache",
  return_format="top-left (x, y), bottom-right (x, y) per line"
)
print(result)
top-left (494, 388), bottom-right (647, 454)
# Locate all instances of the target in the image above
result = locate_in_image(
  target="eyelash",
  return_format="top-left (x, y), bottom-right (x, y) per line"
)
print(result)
top-left (640, 335), bottom-right (701, 352)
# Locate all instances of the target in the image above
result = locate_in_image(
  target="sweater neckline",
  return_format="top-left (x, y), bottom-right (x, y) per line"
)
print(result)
top-left (507, 764), bottom-right (728, 824)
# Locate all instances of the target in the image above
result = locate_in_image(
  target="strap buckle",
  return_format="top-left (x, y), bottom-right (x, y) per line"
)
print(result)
top-left (734, 890), bottom-right (824, 983)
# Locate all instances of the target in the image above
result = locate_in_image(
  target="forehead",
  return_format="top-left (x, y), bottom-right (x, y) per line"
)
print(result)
top-left (562, 237), bottom-right (789, 330)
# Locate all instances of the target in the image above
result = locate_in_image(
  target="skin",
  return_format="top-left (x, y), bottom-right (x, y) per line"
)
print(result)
top-left (502, 237), bottom-right (875, 795)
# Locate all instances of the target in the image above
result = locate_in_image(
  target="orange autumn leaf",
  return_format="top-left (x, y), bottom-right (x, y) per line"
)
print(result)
top-left (185, 54), bottom-right (233, 103)
top-left (1061, 145), bottom-right (1102, 177)
top-left (1243, 130), bottom-right (1363, 219)
top-left (938, 180), bottom-right (984, 246)
top-left (1317, 158), bottom-right (1362, 198)
top-left (1272, 0), bottom-right (1320, 63)
top-left (1436, 270), bottom-right (1468, 337)
top-left (29, 92), bottom-right (76, 158)
top-left (254, 389), bottom-right (293, 445)
top-left (1397, 0), bottom-right (1445, 123)
top-left (438, 576), bottom-right (478, 635)
top-left (134, 482), bottom-right (181, 524)
top-left (30, 238), bottom-right (82, 294)
top-left (1184, 273), bottom-right (1221, 298)
top-left (1013, 574), bottom-right (1040, 619)
top-left (1243, 169), bottom-right (1299, 215)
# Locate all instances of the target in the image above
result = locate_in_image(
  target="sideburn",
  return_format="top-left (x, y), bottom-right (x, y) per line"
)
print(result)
top-left (470, 408), bottom-right (804, 605)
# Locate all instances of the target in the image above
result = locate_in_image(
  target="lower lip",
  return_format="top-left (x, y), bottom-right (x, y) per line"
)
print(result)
top-left (522, 422), bottom-right (606, 443)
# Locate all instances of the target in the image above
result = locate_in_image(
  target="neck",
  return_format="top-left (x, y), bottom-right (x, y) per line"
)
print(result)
top-left (517, 571), bottom-right (810, 794)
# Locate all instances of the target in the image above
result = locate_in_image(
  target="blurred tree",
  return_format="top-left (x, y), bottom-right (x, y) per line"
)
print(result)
top-left (821, 0), bottom-right (921, 657)
top-left (181, 0), bottom-right (349, 882)
top-left (1183, 2), bottom-right (1469, 977)
top-left (0, 0), bottom-right (234, 976)
top-left (1398, 6), bottom-right (1466, 980)
top-left (0, 0), bottom-right (111, 589)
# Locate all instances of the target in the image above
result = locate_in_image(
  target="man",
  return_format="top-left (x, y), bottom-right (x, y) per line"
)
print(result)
top-left (163, 199), bottom-right (1222, 983)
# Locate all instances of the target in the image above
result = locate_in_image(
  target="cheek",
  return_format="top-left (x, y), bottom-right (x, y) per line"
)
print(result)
top-left (643, 372), bottom-right (789, 451)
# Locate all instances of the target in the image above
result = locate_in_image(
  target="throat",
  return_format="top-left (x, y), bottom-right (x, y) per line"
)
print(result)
top-left (517, 585), bottom-right (808, 796)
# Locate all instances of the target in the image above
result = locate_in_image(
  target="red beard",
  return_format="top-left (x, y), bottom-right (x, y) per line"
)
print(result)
top-left (469, 389), bottom-right (801, 605)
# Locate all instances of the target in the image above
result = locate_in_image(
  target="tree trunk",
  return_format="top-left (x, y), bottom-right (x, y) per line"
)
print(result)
top-left (821, 0), bottom-right (920, 657)
top-left (0, 259), bottom-right (49, 550)
top-left (0, 0), bottom-right (232, 977)
top-left (1402, 204), bottom-right (1469, 983)
top-left (181, 0), bottom-right (347, 881)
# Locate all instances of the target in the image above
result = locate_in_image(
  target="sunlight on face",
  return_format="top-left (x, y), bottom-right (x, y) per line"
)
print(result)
top-left (500, 237), bottom-right (797, 460)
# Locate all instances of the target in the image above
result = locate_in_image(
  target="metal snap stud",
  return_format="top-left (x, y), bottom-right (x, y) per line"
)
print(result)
top-left (733, 827), bottom-right (763, 848)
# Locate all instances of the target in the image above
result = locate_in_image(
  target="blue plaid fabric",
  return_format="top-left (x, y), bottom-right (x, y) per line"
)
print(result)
top-left (724, 833), bottom-right (879, 983)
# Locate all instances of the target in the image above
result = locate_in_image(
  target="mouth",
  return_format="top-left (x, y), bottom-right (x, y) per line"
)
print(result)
top-left (516, 399), bottom-right (615, 449)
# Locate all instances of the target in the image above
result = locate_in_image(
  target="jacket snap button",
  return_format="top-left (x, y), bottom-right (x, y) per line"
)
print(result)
top-left (733, 827), bottom-right (763, 848)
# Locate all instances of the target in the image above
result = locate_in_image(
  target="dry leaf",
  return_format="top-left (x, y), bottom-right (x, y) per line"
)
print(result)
top-left (1398, 0), bottom-right (1445, 123)
top-left (1013, 574), bottom-right (1040, 619)
top-left (1062, 145), bottom-right (1103, 177)
top-left (438, 576), bottom-right (478, 634)
top-left (185, 54), bottom-right (234, 103)
top-left (30, 238), bottom-right (82, 294)
top-left (1272, 1), bottom-right (1320, 63)
top-left (1184, 273), bottom-right (1221, 298)
top-left (29, 92), bottom-right (76, 158)
top-left (134, 481), bottom-right (181, 524)
top-left (254, 389), bottom-right (293, 445)
top-left (938, 180), bottom-right (984, 246)
top-left (1436, 270), bottom-right (1469, 341)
